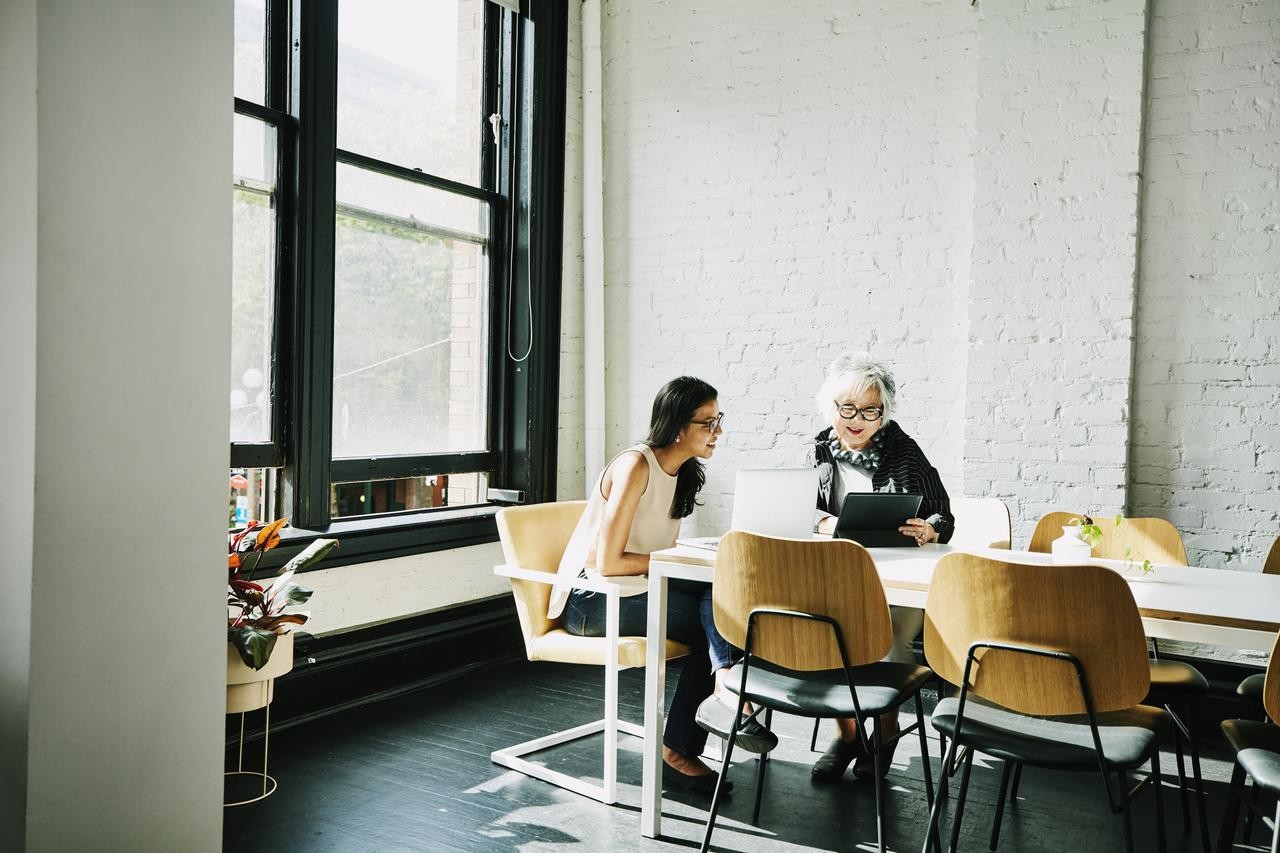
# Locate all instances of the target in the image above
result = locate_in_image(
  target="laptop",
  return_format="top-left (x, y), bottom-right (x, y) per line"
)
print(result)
top-left (833, 492), bottom-right (924, 547)
top-left (679, 468), bottom-right (818, 551)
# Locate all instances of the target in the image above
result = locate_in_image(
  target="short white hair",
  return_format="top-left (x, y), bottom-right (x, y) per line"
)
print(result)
top-left (816, 352), bottom-right (897, 424)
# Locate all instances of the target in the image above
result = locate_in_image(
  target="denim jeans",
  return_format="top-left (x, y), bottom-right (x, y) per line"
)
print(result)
top-left (563, 578), bottom-right (714, 758)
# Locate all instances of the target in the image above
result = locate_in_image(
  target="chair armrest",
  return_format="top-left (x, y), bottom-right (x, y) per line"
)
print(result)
top-left (493, 564), bottom-right (635, 596)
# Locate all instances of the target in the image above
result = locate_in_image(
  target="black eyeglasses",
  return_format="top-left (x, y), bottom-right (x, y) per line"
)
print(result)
top-left (834, 402), bottom-right (884, 422)
top-left (689, 413), bottom-right (725, 433)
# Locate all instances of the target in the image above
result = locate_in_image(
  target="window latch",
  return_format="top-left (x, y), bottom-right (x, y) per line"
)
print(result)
top-left (488, 113), bottom-right (503, 147)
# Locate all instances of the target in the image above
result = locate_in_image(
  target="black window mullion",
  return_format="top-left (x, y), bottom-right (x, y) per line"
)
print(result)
top-left (334, 149), bottom-right (499, 204)
top-left (332, 451), bottom-right (497, 483)
top-left (266, 0), bottom-right (290, 112)
top-left (286, 0), bottom-right (338, 529)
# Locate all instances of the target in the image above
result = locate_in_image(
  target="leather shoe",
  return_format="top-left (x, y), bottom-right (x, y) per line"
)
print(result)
top-left (662, 761), bottom-right (732, 797)
top-left (695, 697), bottom-right (779, 754)
top-left (853, 717), bottom-right (900, 782)
top-left (811, 736), bottom-right (866, 783)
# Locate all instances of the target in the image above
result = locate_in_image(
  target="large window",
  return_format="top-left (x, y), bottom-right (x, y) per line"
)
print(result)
top-left (230, 0), bottom-right (566, 564)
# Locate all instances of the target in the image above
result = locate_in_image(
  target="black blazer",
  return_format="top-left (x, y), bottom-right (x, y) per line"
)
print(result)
top-left (810, 422), bottom-right (955, 543)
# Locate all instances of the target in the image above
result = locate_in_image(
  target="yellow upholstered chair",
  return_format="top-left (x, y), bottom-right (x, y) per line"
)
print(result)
top-left (948, 497), bottom-right (1012, 550)
top-left (489, 501), bottom-right (687, 804)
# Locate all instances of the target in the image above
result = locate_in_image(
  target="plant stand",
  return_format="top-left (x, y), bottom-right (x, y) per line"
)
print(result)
top-left (225, 631), bottom-right (293, 808)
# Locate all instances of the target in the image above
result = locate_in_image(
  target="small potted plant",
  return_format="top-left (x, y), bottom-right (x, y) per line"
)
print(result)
top-left (227, 519), bottom-right (337, 711)
top-left (1050, 513), bottom-right (1154, 574)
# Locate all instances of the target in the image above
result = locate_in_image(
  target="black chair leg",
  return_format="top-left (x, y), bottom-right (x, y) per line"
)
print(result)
top-left (810, 717), bottom-right (821, 752)
top-left (1009, 762), bottom-right (1022, 803)
top-left (1173, 728), bottom-right (1191, 831)
top-left (989, 760), bottom-right (1013, 851)
top-left (700, 698), bottom-right (744, 853)
top-left (1217, 762), bottom-right (1246, 853)
top-left (1120, 769), bottom-right (1135, 853)
top-left (916, 694), bottom-right (935, 809)
top-left (1269, 799), bottom-right (1280, 853)
top-left (1154, 750), bottom-right (1168, 853)
top-left (750, 709), bottom-right (771, 826)
top-left (947, 749), bottom-right (975, 853)
top-left (1243, 781), bottom-right (1261, 843)
top-left (923, 735), bottom-right (962, 853)
top-left (874, 721), bottom-right (887, 853)
top-left (1183, 703), bottom-right (1210, 853)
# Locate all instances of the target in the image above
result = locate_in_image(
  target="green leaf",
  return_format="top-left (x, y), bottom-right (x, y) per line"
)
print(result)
top-left (1114, 514), bottom-right (1123, 527)
top-left (280, 538), bottom-right (339, 574)
top-left (282, 583), bottom-right (313, 607)
top-left (229, 626), bottom-right (278, 670)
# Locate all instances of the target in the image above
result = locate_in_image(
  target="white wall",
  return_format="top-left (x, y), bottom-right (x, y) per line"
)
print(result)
top-left (598, 0), bottom-right (976, 534)
top-left (1131, 0), bottom-right (1280, 570)
top-left (0, 0), bottom-right (37, 844)
top-left (9, 2), bottom-right (233, 849)
top-left (577, 0), bottom-right (1279, 574)
top-left (558, 0), bottom-right (587, 501)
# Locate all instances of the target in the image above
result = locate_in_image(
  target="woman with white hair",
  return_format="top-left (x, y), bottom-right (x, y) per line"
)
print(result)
top-left (808, 352), bottom-right (954, 784)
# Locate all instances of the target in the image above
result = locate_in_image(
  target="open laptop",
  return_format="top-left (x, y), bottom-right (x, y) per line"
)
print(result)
top-left (833, 492), bottom-right (924, 547)
top-left (679, 468), bottom-right (818, 551)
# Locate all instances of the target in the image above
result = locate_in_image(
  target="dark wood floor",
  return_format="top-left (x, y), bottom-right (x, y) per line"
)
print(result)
top-left (224, 659), bottom-right (1267, 852)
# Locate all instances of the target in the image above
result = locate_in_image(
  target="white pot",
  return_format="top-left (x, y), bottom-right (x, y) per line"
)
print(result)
top-left (226, 630), bottom-right (294, 714)
top-left (1050, 525), bottom-right (1093, 564)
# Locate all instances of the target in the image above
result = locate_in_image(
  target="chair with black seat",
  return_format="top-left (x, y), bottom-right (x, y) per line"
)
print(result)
top-left (1218, 632), bottom-right (1280, 853)
top-left (1029, 511), bottom-right (1208, 852)
top-left (1231, 535), bottom-right (1280, 844)
top-left (489, 501), bottom-right (689, 804)
top-left (922, 553), bottom-right (1169, 853)
top-left (699, 531), bottom-right (934, 853)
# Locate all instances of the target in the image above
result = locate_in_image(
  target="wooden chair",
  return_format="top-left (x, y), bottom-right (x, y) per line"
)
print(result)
top-left (949, 497), bottom-right (1013, 550)
top-left (489, 501), bottom-right (687, 804)
top-left (922, 553), bottom-right (1169, 853)
top-left (700, 532), bottom-right (934, 853)
top-left (1218, 632), bottom-right (1280, 853)
top-left (1029, 511), bottom-right (1208, 852)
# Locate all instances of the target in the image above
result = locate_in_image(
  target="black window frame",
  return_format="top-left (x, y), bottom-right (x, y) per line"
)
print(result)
top-left (230, 0), bottom-right (567, 568)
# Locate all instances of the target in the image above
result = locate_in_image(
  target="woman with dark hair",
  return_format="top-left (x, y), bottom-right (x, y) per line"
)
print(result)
top-left (547, 376), bottom-right (747, 796)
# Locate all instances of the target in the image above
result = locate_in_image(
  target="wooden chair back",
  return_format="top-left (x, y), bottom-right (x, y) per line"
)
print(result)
top-left (712, 531), bottom-right (893, 671)
top-left (949, 497), bottom-right (1012, 550)
top-left (1029, 511), bottom-right (1188, 566)
top-left (924, 552), bottom-right (1151, 715)
top-left (1265, 633), bottom-right (1280, 725)
top-left (1264, 535), bottom-right (1280, 575)
top-left (496, 501), bottom-right (588, 653)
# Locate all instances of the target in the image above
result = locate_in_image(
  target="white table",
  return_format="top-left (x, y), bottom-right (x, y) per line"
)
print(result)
top-left (640, 542), bottom-right (1280, 838)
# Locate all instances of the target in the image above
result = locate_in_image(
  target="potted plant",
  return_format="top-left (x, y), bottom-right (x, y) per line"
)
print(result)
top-left (1051, 514), bottom-right (1154, 574)
top-left (227, 519), bottom-right (337, 712)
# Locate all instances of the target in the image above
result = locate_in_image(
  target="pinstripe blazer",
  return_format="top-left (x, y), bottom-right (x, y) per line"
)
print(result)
top-left (810, 422), bottom-right (955, 543)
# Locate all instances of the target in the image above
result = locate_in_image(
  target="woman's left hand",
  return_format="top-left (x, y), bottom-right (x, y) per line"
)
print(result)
top-left (899, 518), bottom-right (937, 546)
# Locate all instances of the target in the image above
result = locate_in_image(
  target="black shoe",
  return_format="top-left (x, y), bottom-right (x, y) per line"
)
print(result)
top-left (695, 697), bottom-right (779, 754)
top-left (662, 761), bottom-right (733, 797)
top-left (852, 718), bottom-right (900, 782)
top-left (811, 736), bottom-right (866, 784)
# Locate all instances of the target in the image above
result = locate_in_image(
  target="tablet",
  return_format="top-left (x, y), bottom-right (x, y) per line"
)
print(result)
top-left (834, 492), bottom-right (924, 548)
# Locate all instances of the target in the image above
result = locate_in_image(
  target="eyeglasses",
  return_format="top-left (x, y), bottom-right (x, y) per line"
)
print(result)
top-left (689, 413), bottom-right (726, 433)
top-left (834, 402), bottom-right (884, 422)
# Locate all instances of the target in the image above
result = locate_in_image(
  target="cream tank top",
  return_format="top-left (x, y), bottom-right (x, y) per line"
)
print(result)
top-left (546, 444), bottom-right (681, 620)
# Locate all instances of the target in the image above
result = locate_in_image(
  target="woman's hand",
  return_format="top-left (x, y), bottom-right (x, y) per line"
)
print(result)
top-left (898, 518), bottom-right (937, 546)
top-left (816, 516), bottom-right (838, 536)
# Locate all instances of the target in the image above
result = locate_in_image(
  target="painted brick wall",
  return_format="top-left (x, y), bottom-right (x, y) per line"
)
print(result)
top-left (1131, 0), bottom-right (1280, 571)
top-left (558, 0), bottom-right (585, 501)
top-left (965, 0), bottom-right (1149, 546)
top-left (597, 0), bottom-right (976, 534)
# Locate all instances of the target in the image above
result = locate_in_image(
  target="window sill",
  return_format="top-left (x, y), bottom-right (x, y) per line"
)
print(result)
top-left (256, 504), bottom-right (502, 573)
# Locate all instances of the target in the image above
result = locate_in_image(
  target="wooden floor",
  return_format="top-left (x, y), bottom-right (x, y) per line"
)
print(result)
top-left (224, 659), bottom-right (1268, 852)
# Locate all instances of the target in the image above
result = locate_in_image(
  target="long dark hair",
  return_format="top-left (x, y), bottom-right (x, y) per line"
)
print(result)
top-left (645, 376), bottom-right (718, 519)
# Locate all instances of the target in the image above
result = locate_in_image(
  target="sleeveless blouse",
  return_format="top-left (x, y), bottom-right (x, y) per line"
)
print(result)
top-left (547, 444), bottom-right (680, 620)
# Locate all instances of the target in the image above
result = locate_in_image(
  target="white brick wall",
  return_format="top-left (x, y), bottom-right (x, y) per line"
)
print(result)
top-left (558, 0), bottom-right (586, 500)
top-left (965, 0), bottom-right (1149, 545)
top-left (556, 0), bottom-right (1279, 582)
top-left (1131, 0), bottom-right (1280, 571)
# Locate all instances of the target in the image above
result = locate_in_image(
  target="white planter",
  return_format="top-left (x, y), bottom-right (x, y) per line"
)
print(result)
top-left (1050, 526), bottom-right (1093, 564)
top-left (226, 630), bottom-right (294, 714)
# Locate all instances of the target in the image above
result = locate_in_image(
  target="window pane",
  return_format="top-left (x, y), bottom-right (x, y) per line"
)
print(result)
top-left (332, 166), bottom-right (489, 459)
top-left (231, 115), bottom-right (277, 443)
top-left (234, 0), bottom-right (267, 104)
top-left (331, 473), bottom-right (487, 518)
top-left (230, 467), bottom-right (283, 528)
top-left (337, 0), bottom-right (484, 185)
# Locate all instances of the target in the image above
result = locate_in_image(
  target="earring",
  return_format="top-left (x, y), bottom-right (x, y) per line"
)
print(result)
top-left (676, 436), bottom-right (681, 443)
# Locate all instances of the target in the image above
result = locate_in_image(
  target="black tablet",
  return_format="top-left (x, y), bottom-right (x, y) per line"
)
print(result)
top-left (834, 492), bottom-right (924, 548)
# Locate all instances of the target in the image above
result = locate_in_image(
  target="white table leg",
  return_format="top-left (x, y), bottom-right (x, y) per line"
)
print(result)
top-left (641, 568), bottom-right (669, 838)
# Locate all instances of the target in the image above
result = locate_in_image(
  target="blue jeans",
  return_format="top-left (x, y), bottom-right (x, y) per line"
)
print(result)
top-left (563, 578), bottom-right (715, 758)
top-left (698, 589), bottom-right (735, 672)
